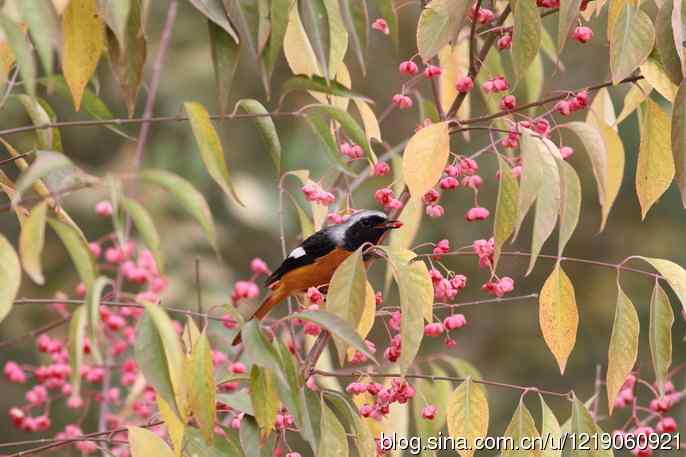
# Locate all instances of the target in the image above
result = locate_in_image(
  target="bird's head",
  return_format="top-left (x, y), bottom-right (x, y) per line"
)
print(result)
top-left (337, 210), bottom-right (403, 250)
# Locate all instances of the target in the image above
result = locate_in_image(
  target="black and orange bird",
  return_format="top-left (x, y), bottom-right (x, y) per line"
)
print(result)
top-left (233, 210), bottom-right (402, 344)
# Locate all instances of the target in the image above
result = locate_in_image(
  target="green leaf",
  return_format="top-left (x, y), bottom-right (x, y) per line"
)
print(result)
top-left (209, 19), bottom-right (240, 115)
top-left (135, 304), bottom-right (186, 419)
top-left (19, 201), bottom-right (47, 285)
top-left (322, 0), bottom-right (348, 79)
top-left (281, 74), bottom-right (372, 101)
top-left (0, 234), bottom-right (20, 323)
top-left (288, 310), bottom-right (378, 363)
top-left (217, 390), bottom-right (254, 416)
top-left (417, 0), bottom-right (470, 61)
top-left (128, 426), bottom-right (175, 457)
top-left (139, 169), bottom-right (218, 252)
top-left (570, 397), bottom-right (613, 457)
top-left (514, 131), bottom-right (549, 239)
top-left (556, 158), bottom-right (581, 257)
top-left (317, 397), bottom-right (349, 457)
top-left (636, 99), bottom-right (674, 219)
top-left (239, 416), bottom-right (274, 457)
top-left (240, 320), bottom-right (284, 374)
top-left (342, 0), bottom-right (368, 75)
top-left (383, 246), bottom-right (433, 374)
top-left (494, 156), bottom-right (519, 267)
top-left (539, 263), bottom-right (578, 374)
top-left (250, 365), bottom-right (279, 439)
top-left (512, 0), bottom-right (542, 80)
top-left (374, 0), bottom-right (398, 46)
top-left (18, 0), bottom-right (58, 76)
top-left (540, 395), bottom-right (562, 457)
top-left (403, 121), bottom-right (450, 199)
top-left (607, 285), bottom-right (639, 415)
top-left (184, 101), bottom-right (243, 205)
top-left (649, 283), bottom-right (674, 396)
top-left (121, 197), bottom-right (164, 273)
top-left (182, 428), bottom-right (245, 457)
top-left (106, 0), bottom-right (146, 117)
top-left (557, 0), bottom-right (583, 52)
top-left (15, 95), bottom-right (61, 151)
top-left (48, 218), bottom-right (97, 287)
top-left (188, 0), bottom-right (239, 42)
top-left (502, 399), bottom-right (540, 457)
top-left (447, 378), bottom-right (489, 457)
top-left (672, 80), bottom-right (686, 207)
top-left (287, 193), bottom-right (315, 238)
top-left (637, 257), bottom-right (686, 313)
top-left (236, 99), bottom-right (282, 175)
top-left (610, 5), bottom-right (655, 85)
top-left (86, 276), bottom-right (111, 364)
top-left (68, 305), bottom-right (87, 398)
top-left (190, 331), bottom-right (217, 444)
top-left (0, 14), bottom-right (36, 98)
top-left (324, 391), bottom-right (376, 457)
top-left (304, 113), bottom-right (356, 174)
top-left (655, 0), bottom-right (683, 85)
top-left (261, 0), bottom-right (292, 84)
top-left (13, 151), bottom-right (73, 205)
top-left (326, 247), bottom-right (367, 333)
top-left (305, 104), bottom-right (375, 160)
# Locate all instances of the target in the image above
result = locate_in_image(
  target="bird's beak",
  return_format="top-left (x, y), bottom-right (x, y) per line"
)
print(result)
top-left (376, 220), bottom-right (403, 230)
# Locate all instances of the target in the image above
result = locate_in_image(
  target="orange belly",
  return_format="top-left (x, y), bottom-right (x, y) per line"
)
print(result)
top-left (279, 247), bottom-right (352, 292)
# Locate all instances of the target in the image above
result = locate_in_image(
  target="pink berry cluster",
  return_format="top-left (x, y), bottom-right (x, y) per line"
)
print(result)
top-left (350, 378), bottom-right (416, 421)
top-left (301, 182), bottom-right (336, 206)
top-left (554, 90), bottom-right (589, 116)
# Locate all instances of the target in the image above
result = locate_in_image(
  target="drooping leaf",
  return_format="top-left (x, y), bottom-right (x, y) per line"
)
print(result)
top-left (438, 41), bottom-right (469, 112)
top-left (19, 201), bottom-right (47, 284)
top-left (558, 0), bottom-right (583, 52)
top-left (0, 234), bottom-right (20, 323)
top-left (288, 310), bottom-right (377, 363)
top-left (217, 391), bottom-right (254, 416)
top-left (324, 390), bottom-right (376, 457)
top-left (47, 218), bottom-right (97, 287)
top-left (515, 131), bottom-right (546, 238)
top-left (68, 306), bottom-right (87, 398)
top-left (649, 283), bottom-right (674, 396)
top-left (157, 395), bottom-right (185, 457)
top-left (416, 0), bottom-right (471, 61)
top-left (305, 104), bottom-right (374, 159)
top-left (322, 0), bottom-right (348, 80)
top-left (135, 304), bottom-right (186, 419)
top-left (655, 0), bottom-right (683, 85)
top-left (283, 2), bottom-right (321, 77)
top-left (354, 99), bottom-right (382, 144)
top-left (182, 427), bottom-right (245, 457)
top-left (539, 263), bottom-right (578, 374)
top-left (640, 57), bottom-right (678, 101)
top-left (0, 15), bottom-right (36, 98)
top-left (637, 257), bottom-right (686, 313)
top-left (18, 0), bottom-right (58, 75)
top-left (188, 0), bottom-right (239, 42)
top-left (236, 99), bottom-right (282, 175)
top-left (606, 285), bottom-right (639, 415)
top-left (342, 0), bottom-right (369, 75)
top-left (540, 395), bottom-right (562, 457)
top-left (403, 121), bottom-right (449, 199)
top-left (609, 5), bottom-right (655, 85)
top-left (239, 416), bottom-right (274, 457)
top-left (184, 101), bottom-right (243, 205)
top-left (121, 197), bottom-right (164, 273)
top-left (414, 364), bottom-right (453, 440)
top-left (62, 0), bottom-right (105, 110)
top-left (128, 426), bottom-right (175, 457)
top-left (446, 378), bottom-right (489, 457)
top-left (512, 0), bottom-right (542, 80)
top-left (250, 365), bottom-right (279, 439)
top-left (139, 169), bottom-right (218, 252)
top-left (591, 117), bottom-right (625, 230)
top-left (304, 113), bottom-right (356, 174)
top-left (570, 398), bottom-right (613, 457)
top-left (190, 331), bottom-right (216, 444)
top-left (616, 79), bottom-right (652, 125)
top-left (672, 80), bottom-right (686, 206)
top-left (556, 158), bottom-right (581, 256)
top-left (85, 276), bottom-right (110, 364)
top-left (106, 0), bottom-right (146, 116)
top-left (317, 398), bottom-right (349, 457)
top-left (261, 0), bottom-right (291, 85)
top-left (588, 88), bottom-right (617, 126)
top-left (502, 400), bottom-right (540, 457)
top-left (636, 99), bottom-right (674, 219)
top-left (97, 0), bottom-right (132, 48)
top-left (240, 319), bottom-right (287, 375)
top-left (209, 19), bottom-right (240, 115)
top-left (493, 156), bottom-right (518, 267)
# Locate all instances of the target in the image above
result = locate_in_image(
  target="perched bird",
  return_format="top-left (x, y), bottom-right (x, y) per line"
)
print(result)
top-left (233, 210), bottom-right (402, 345)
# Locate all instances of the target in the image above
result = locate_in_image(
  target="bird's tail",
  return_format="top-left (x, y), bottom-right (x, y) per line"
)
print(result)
top-left (231, 285), bottom-right (288, 346)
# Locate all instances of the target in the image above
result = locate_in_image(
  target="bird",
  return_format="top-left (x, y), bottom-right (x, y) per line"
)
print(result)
top-left (232, 210), bottom-right (402, 345)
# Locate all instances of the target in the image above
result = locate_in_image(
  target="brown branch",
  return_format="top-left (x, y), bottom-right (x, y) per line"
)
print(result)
top-left (302, 331), bottom-right (332, 378)
top-left (0, 316), bottom-right (69, 349)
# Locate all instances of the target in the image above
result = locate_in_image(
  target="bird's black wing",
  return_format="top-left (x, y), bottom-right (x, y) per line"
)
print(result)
top-left (264, 228), bottom-right (338, 287)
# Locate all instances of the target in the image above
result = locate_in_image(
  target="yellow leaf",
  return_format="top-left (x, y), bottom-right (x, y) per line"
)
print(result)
top-left (438, 42), bottom-right (469, 110)
top-left (189, 331), bottom-right (216, 444)
top-left (347, 281), bottom-right (376, 361)
top-left (587, 88), bottom-right (616, 126)
top-left (640, 58), bottom-right (678, 102)
top-left (128, 426), bottom-right (175, 457)
top-left (62, 0), bottom-right (104, 110)
top-left (637, 257), bottom-right (686, 313)
top-left (403, 121), bottom-right (450, 199)
top-left (540, 395), bottom-right (562, 457)
top-left (0, 233), bottom-right (20, 324)
top-left (157, 396), bottom-right (185, 457)
top-left (609, 5), bottom-right (655, 85)
top-left (539, 263), bottom-right (578, 374)
top-left (615, 79), bottom-right (652, 125)
top-left (353, 99), bottom-right (381, 144)
top-left (447, 378), bottom-right (489, 457)
top-left (636, 99), bottom-right (674, 219)
top-left (607, 0), bottom-right (638, 38)
top-left (502, 400), bottom-right (541, 457)
top-left (283, 3), bottom-right (320, 77)
top-left (590, 116), bottom-right (625, 231)
top-left (606, 286), bottom-right (639, 414)
top-left (19, 200), bottom-right (47, 285)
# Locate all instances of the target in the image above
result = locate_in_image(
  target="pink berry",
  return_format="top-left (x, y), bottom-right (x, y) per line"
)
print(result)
top-left (424, 322), bottom-right (444, 337)
top-left (372, 162), bottom-right (390, 176)
top-left (572, 26), bottom-right (593, 43)
top-left (456, 76), bottom-right (474, 93)
top-left (554, 100), bottom-right (572, 116)
top-left (497, 34), bottom-right (512, 50)
top-left (421, 405), bottom-right (438, 420)
top-left (444, 314), bottom-right (467, 330)
top-left (656, 417), bottom-right (677, 433)
top-left (426, 204), bottom-right (445, 218)
top-left (440, 176), bottom-right (459, 190)
top-left (560, 146), bottom-right (574, 159)
top-left (424, 65), bottom-right (442, 78)
top-left (392, 93), bottom-right (413, 109)
top-left (399, 60), bottom-right (419, 76)
top-left (95, 201), bottom-right (113, 217)
top-left (500, 95), bottom-right (517, 110)
top-left (250, 258), bottom-right (269, 275)
top-left (465, 206), bottom-right (490, 221)
top-left (372, 18), bottom-right (390, 34)
top-left (230, 362), bottom-right (247, 374)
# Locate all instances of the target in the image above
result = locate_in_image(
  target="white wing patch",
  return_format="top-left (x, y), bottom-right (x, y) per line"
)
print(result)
top-left (288, 246), bottom-right (307, 259)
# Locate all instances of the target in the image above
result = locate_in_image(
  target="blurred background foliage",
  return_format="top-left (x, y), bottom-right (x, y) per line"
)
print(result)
top-left (0, 0), bottom-right (684, 451)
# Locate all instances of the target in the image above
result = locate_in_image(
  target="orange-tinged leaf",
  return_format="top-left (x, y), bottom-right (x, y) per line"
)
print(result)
top-left (403, 121), bottom-right (450, 199)
top-left (609, 4), bottom-right (654, 85)
top-left (446, 378), bottom-right (489, 457)
top-left (636, 99), bottom-right (674, 219)
top-left (539, 263), bottom-right (578, 374)
top-left (62, 0), bottom-right (104, 111)
top-left (649, 283), bottom-right (673, 396)
top-left (128, 426), bottom-right (175, 457)
top-left (607, 286), bottom-right (639, 414)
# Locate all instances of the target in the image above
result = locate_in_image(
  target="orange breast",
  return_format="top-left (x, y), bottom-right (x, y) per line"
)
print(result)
top-left (279, 247), bottom-right (352, 292)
